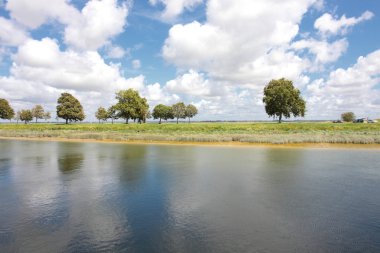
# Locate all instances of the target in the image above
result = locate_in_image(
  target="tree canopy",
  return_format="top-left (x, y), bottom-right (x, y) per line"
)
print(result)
top-left (172, 102), bottom-right (186, 124)
top-left (107, 105), bottom-right (119, 124)
top-left (95, 106), bottom-right (108, 123)
top-left (0, 98), bottom-right (15, 120)
top-left (31, 105), bottom-right (44, 123)
top-left (56, 93), bottom-right (85, 124)
top-left (341, 112), bottom-right (355, 122)
top-left (20, 109), bottom-right (33, 124)
top-left (152, 104), bottom-right (174, 124)
top-left (115, 89), bottom-right (148, 124)
top-left (185, 104), bottom-right (198, 123)
top-left (43, 112), bottom-right (51, 121)
top-left (263, 78), bottom-right (306, 123)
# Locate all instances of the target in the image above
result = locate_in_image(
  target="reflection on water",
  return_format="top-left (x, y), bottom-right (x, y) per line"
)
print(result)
top-left (1, 140), bottom-right (380, 252)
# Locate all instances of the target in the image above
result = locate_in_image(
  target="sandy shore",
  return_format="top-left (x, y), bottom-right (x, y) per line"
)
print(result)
top-left (1, 136), bottom-right (380, 149)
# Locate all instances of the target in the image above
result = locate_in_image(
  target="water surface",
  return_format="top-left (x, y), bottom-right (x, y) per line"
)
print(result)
top-left (1, 140), bottom-right (380, 252)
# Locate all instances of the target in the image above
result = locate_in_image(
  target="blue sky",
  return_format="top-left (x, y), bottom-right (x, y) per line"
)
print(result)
top-left (0, 0), bottom-right (379, 121)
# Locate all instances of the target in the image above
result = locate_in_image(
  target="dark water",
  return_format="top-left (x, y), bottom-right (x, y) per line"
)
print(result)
top-left (1, 140), bottom-right (380, 252)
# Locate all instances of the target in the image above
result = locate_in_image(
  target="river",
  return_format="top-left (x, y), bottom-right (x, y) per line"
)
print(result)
top-left (1, 140), bottom-right (380, 252)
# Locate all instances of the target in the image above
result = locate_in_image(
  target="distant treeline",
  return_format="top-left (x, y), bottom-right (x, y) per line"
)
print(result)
top-left (1, 78), bottom-right (312, 124)
top-left (0, 89), bottom-right (198, 124)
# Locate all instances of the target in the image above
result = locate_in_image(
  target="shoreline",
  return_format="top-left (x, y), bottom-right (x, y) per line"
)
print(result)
top-left (1, 136), bottom-right (380, 149)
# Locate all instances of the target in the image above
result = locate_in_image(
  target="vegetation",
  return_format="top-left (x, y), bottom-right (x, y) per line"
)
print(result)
top-left (341, 112), bottom-right (355, 122)
top-left (95, 106), bottom-right (108, 123)
top-left (152, 104), bottom-right (174, 124)
top-left (14, 111), bottom-right (21, 124)
top-left (56, 93), bottom-right (85, 124)
top-left (43, 112), bottom-right (51, 121)
top-left (0, 122), bottom-right (379, 144)
top-left (263, 78), bottom-right (306, 123)
top-left (0, 98), bottom-right (15, 121)
top-left (185, 104), bottom-right (198, 123)
top-left (31, 105), bottom-right (45, 123)
top-left (115, 89), bottom-right (147, 124)
top-left (172, 102), bottom-right (186, 124)
top-left (19, 109), bottom-right (33, 124)
top-left (107, 105), bottom-right (119, 124)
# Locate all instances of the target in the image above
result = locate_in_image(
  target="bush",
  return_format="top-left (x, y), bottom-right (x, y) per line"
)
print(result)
top-left (341, 112), bottom-right (355, 122)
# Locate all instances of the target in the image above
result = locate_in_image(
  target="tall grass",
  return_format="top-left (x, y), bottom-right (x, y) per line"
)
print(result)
top-left (1, 122), bottom-right (379, 144)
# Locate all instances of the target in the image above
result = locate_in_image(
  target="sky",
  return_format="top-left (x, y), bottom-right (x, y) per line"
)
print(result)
top-left (0, 0), bottom-right (379, 121)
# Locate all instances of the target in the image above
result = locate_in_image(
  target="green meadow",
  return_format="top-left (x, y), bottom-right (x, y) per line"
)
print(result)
top-left (1, 121), bottom-right (380, 144)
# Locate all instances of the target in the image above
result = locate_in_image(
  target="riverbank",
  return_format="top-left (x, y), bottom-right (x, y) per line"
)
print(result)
top-left (1, 122), bottom-right (380, 145)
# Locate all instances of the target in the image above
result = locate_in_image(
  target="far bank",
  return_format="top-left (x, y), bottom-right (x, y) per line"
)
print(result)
top-left (0, 122), bottom-right (379, 145)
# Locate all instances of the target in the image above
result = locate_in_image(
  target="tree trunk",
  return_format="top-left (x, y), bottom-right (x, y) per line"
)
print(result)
top-left (112, 118), bottom-right (114, 124)
top-left (126, 118), bottom-right (129, 124)
top-left (176, 118), bottom-right (179, 124)
top-left (35, 118), bottom-right (37, 123)
top-left (278, 114), bottom-right (282, 123)
top-left (65, 119), bottom-right (68, 124)
top-left (188, 117), bottom-right (190, 123)
top-left (159, 118), bottom-right (161, 124)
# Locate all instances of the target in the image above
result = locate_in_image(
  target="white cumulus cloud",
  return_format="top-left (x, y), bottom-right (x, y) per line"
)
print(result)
top-left (149, 0), bottom-right (203, 21)
top-left (314, 11), bottom-right (374, 37)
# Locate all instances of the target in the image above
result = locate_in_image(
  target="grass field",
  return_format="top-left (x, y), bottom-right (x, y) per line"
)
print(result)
top-left (1, 121), bottom-right (380, 144)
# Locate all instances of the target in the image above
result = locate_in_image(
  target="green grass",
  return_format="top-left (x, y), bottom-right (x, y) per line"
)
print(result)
top-left (1, 121), bottom-right (380, 144)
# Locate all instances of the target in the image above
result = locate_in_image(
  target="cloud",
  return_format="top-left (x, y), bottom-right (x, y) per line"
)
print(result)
top-left (64, 0), bottom-right (129, 50)
top-left (11, 38), bottom-right (124, 92)
top-left (163, 0), bottom-right (317, 86)
top-left (149, 0), bottom-right (203, 21)
top-left (106, 45), bottom-right (127, 59)
top-left (306, 49), bottom-right (380, 118)
top-left (314, 11), bottom-right (374, 37)
top-left (6, 0), bottom-right (129, 51)
top-left (6, 0), bottom-right (80, 29)
top-left (0, 17), bottom-right (28, 46)
top-left (132, 59), bottom-right (141, 69)
top-left (291, 38), bottom-right (348, 64)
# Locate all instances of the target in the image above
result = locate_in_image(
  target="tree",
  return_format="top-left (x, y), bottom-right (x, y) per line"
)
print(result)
top-left (14, 111), bottom-right (21, 124)
top-left (0, 98), bottom-right (15, 121)
top-left (115, 89), bottom-right (142, 124)
top-left (341, 112), bottom-right (355, 122)
top-left (20, 109), bottom-right (33, 124)
top-left (43, 112), bottom-right (51, 121)
top-left (31, 105), bottom-right (44, 123)
top-left (185, 104), bottom-right (198, 123)
top-left (172, 102), bottom-right (186, 124)
top-left (56, 93), bottom-right (85, 124)
top-left (107, 105), bottom-right (119, 124)
top-left (263, 78), bottom-right (306, 123)
top-left (152, 104), bottom-right (174, 124)
top-left (136, 98), bottom-right (149, 124)
top-left (95, 106), bottom-right (108, 123)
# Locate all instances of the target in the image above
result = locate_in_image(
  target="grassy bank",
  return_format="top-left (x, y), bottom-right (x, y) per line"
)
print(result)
top-left (0, 122), bottom-right (380, 144)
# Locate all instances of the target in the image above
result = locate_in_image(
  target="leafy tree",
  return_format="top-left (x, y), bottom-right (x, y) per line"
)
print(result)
top-left (115, 89), bottom-right (142, 124)
top-left (31, 105), bottom-right (44, 123)
top-left (341, 112), bottom-right (355, 122)
top-left (95, 106), bottom-right (108, 123)
top-left (0, 98), bottom-right (15, 121)
top-left (20, 109), bottom-right (33, 124)
top-left (107, 105), bottom-right (119, 124)
top-left (185, 104), bottom-right (198, 123)
top-left (172, 102), bottom-right (186, 124)
top-left (153, 104), bottom-right (174, 124)
top-left (263, 78), bottom-right (306, 123)
top-left (43, 112), bottom-right (51, 121)
top-left (14, 111), bottom-right (21, 124)
top-left (136, 98), bottom-right (150, 124)
top-left (56, 93), bottom-right (85, 124)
